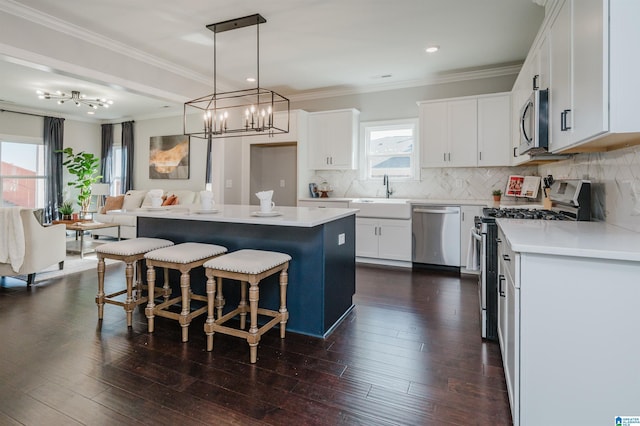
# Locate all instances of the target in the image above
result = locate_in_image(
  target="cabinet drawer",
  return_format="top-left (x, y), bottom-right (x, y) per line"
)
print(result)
top-left (498, 232), bottom-right (516, 283)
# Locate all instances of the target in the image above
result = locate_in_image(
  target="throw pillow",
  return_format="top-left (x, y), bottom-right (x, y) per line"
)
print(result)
top-left (162, 194), bottom-right (178, 206)
top-left (102, 195), bottom-right (125, 213)
top-left (122, 191), bottom-right (146, 210)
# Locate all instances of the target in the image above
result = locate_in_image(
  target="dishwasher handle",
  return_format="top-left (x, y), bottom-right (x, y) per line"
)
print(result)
top-left (413, 208), bottom-right (459, 214)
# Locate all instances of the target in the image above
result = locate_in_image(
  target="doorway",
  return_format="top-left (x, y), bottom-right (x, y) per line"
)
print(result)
top-left (249, 143), bottom-right (297, 207)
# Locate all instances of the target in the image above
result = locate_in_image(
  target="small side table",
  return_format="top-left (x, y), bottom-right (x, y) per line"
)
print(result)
top-left (53, 220), bottom-right (121, 259)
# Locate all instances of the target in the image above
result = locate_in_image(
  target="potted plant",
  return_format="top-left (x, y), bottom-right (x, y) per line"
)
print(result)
top-left (58, 148), bottom-right (102, 217)
top-left (492, 189), bottom-right (502, 202)
top-left (59, 200), bottom-right (74, 220)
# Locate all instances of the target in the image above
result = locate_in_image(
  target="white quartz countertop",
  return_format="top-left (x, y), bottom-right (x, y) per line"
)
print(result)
top-left (124, 204), bottom-right (357, 228)
top-left (299, 197), bottom-right (546, 208)
top-left (497, 219), bottom-right (640, 262)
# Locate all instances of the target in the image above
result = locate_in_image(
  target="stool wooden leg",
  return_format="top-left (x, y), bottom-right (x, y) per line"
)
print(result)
top-left (205, 273), bottom-right (217, 351)
top-left (248, 281), bottom-right (260, 363)
top-left (134, 259), bottom-right (143, 301)
top-left (124, 262), bottom-right (135, 327)
top-left (96, 257), bottom-right (106, 319)
top-left (180, 271), bottom-right (191, 342)
top-left (215, 278), bottom-right (225, 319)
top-left (279, 267), bottom-right (289, 339)
top-left (162, 267), bottom-right (171, 301)
top-left (145, 265), bottom-right (156, 333)
top-left (239, 281), bottom-right (247, 330)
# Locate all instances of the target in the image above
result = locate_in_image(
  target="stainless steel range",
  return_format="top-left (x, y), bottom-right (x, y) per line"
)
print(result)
top-left (475, 179), bottom-right (591, 340)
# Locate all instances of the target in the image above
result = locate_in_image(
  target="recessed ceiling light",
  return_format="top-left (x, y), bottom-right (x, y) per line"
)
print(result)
top-left (425, 45), bottom-right (440, 53)
top-left (246, 77), bottom-right (256, 83)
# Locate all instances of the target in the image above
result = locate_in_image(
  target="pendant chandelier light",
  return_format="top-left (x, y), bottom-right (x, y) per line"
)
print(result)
top-left (183, 14), bottom-right (290, 140)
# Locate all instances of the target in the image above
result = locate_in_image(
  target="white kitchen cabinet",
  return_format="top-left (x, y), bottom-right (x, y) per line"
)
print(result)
top-left (355, 218), bottom-right (411, 262)
top-left (459, 204), bottom-right (482, 269)
top-left (548, 0), bottom-right (573, 152)
top-left (308, 109), bottom-right (359, 170)
top-left (420, 94), bottom-right (510, 168)
top-left (497, 221), bottom-right (640, 425)
top-left (497, 226), bottom-right (519, 425)
top-left (545, 0), bottom-right (640, 154)
top-left (477, 94), bottom-right (511, 167)
top-left (419, 98), bottom-right (477, 167)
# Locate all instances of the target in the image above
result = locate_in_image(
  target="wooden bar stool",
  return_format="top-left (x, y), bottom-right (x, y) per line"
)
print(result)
top-left (145, 242), bottom-right (227, 342)
top-left (203, 249), bottom-right (291, 363)
top-left (96, 237), bottom-right (174, 327)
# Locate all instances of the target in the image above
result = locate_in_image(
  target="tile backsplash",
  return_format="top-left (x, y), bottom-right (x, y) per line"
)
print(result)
top-left (311, 144), bottom-right (640, 232)
top-left (541, 144), bottom-right (640, 232)
top-left (311, 166), bottom-right (538, 201)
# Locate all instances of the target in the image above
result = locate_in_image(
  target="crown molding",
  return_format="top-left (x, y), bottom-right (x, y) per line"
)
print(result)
top-left (0, 0), bottom-right (210, 86)
top-left (289, 63), bottom-right (522, 102)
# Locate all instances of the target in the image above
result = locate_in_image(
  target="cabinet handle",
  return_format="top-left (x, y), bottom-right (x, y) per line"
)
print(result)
top-left (443, 153), bottom-right (446, 162)
top-left (496, 238), bottom-right (502, 243)
top-left (533, 74), bottom-right (539, 91)
top-left (564, 109), bottom-right (572, 130)
top-left (479, 151), bottom-right (482, 161)
top-left (448, 153), bottom-right (451, 162)
top-left (503, 254), bottom-right (511, 262)
top-left (513, 147), bottom-right (518, 158)
top-left (378, 227), bottom-right (382, 236)
top-left (499, 275), bottom-right (505, 297)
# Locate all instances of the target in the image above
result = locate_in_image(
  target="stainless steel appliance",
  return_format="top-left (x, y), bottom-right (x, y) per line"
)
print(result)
top-left (519, 89), bottom-right (549, 155)
top-left (475, 179), bottom-right (591, 340)
top-left (412, 205), bottom-right (460, 268)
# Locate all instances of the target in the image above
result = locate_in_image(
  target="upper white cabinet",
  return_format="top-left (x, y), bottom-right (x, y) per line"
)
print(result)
top-left (419, 93), bottom-right (511, 168)
top-left (544, 0), bottom-right (640, 153)
top-left (478, 95), bottom-right (511, 167)
top-left (308, 108), bottom-right (359, 170)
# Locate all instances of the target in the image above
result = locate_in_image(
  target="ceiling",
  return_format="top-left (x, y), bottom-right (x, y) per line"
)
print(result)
top-left (0, 0), bottom-right (545, 121)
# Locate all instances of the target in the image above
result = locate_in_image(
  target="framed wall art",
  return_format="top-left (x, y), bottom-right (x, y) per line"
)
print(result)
top-left (149, 134), bottom-right (190, 179)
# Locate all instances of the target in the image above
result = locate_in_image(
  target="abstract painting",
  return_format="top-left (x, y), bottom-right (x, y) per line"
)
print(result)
top-left (149, 135), bottom-right (190, 179)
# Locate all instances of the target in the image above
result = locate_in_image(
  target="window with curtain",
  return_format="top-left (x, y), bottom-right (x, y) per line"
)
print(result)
top-left (0, 138), bottom-right (47, 208)
top-left (110, 144), bottom-right (123, 195)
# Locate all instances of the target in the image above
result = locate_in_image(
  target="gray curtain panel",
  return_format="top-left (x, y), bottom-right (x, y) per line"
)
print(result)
top-left (43, 116), bottom-right (64, 223)
top-left (100, 123), bottom-right (113, 185)
top-left (121, 121), bottom-right (134, 193)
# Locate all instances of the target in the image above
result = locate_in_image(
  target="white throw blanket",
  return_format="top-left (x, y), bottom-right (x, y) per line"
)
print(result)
top-left (465, 226), bottom-right (480, 271)
top-left (0, 207), bottom-right (26, 272)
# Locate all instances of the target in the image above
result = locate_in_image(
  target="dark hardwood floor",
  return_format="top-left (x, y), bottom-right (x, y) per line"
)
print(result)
top-left (0, 262), bottom-right (512, 425)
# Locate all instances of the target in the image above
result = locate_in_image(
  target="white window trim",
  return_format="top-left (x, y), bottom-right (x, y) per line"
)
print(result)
top-left (359, 118), bottom-right (419, 182)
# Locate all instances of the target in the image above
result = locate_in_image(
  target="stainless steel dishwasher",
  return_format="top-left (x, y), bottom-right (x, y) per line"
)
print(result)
top-left (412, 205), bottom-right (461, 268)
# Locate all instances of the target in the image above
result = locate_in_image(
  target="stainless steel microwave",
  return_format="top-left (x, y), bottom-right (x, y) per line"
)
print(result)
top-left (519, 89), bottom-right (549, 155)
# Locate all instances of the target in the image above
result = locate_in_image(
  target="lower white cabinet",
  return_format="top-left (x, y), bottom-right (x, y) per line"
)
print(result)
top-left (355, 218), bottom-right (411, 262)
top-left (497, 223), bottom-right (640, 426)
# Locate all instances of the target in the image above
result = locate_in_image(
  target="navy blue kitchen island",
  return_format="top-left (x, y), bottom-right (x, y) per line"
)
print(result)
top-left (136, 205), bottom-right (356, 337)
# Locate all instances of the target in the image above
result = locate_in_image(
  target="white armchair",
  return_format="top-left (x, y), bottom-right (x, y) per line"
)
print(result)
top-left (0, 208), bottom-right (66, 286)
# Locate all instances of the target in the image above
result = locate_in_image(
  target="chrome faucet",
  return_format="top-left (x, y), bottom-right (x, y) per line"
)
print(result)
top-left (383, 174), bottom-right (393, 198)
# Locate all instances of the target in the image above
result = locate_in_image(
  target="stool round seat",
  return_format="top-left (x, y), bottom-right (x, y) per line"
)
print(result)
top-left (96, 237), bottom-right (174, 257)
top-left (203, 249), bottom-right (291, 364)
top-left (95, 237), bottom-right (174, 327)
top-left (203, 249), bottom-right (291, 274)
top-left (145, 242), bottom-right (227, 342)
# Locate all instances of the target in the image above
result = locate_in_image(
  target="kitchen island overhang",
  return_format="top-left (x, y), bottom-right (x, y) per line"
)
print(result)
top-left (136, 205), bottom-right (357, 338)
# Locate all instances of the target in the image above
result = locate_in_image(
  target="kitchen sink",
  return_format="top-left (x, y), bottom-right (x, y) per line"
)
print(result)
top-left (349, 198), bottom-right (411, 219)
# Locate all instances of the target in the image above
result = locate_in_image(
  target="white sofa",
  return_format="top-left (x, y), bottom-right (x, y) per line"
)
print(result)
top-left (92, 189), bottom-right (203, 239)
top-left (0, 208), bottom-right (67, 286)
